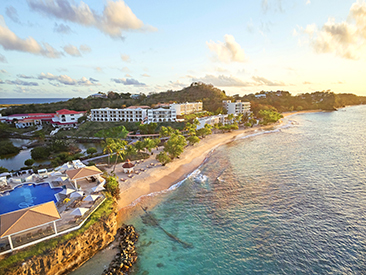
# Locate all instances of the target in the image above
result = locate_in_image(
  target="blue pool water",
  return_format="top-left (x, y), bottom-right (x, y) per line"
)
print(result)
top-left (0, 183), bottom-right (62, 215)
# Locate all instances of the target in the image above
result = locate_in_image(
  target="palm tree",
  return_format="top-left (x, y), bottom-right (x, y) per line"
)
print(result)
top-left (102, 138), bottom-right (115, 166)
top-left (112, 140), bottom-right (127, 172)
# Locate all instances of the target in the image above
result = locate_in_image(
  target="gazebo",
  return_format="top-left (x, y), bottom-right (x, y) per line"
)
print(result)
top-left (0, 201), bottom-right (61, 251)
top-left (66, 166), bottom-right (103, 189)
top-left (122, 160), bottom-right (135, 174)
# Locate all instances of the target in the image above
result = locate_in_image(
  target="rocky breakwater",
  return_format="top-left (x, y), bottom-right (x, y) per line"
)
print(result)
top-left (102, 224), bottom-right (139, 275)
top-left (1, 212), bottom-right (118, 275)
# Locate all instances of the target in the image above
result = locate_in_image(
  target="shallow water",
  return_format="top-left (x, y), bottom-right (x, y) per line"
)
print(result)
top-left (72, 105), bottom-right (366, 274)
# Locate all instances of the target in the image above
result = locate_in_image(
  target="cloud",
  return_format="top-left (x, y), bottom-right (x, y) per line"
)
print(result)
top-left (306, 0), bottom-right (311, 5)
top-left (0, 16), bottom-right (63, 58)
top-left (192, 74), bottom-right (287, 87)
top-left (252, 76), bottom-right (286, 86)
top-left (53, 23), bottom-right (71, 34)
top-left (0, 69), bottom-right (7, 74)
top-left (27, 0), bottom-right (156, 39)
top-left (0, 54), bottom-right (7, 63)
top-left (303, 81), bottom-right (312, 84)
top-left (141, 73), bottom-right (150, 77)
top-left (120, 66), bottom-right (130, 72)
top-left (63, 44), bottom-right (81, 56)
top-left (80, 44), bottom-right (91, 53)
top-left (17, 74), bottom-right (33, 79)
top-left (95, 67), bottom-right (103, 73)
top-left (6, 6), bottom-right (21, 24)
top-left (89, 77), bottom-right (99, 82)
top-left (300, 1), bottom-right (366, 60)
top-left (0, 79), bottom-right (39, 86)
top-left (125, 74), bottom-right (132, 77)
top-left (121, 54), bottom-right (131, 62)
top-left (38, 72), bottom-right (99, 86)
top-left (192, 74), bottom-right (252, 87)
top-left (111, 77), bottom-right (145, 86)
top-left (206, 34), bottom-right (246, 63)
top-left (261, 0), bottom-right (284, 13)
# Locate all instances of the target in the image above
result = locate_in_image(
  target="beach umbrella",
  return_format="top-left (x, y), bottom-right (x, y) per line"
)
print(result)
top-left (24, 175), bottom-right (33, 182)
top-left (59, 188), bottom-right (75, 195)
top-left (70, 191), bottom-right (84, 198)
top-left (70, 207), bottom-right (89, 216)
top-left (83, 195), bottom-right (100, 202)
top-left (91, 184), bottom-right (105, 192)
top-left (55, 176), bottom-right (68, 182)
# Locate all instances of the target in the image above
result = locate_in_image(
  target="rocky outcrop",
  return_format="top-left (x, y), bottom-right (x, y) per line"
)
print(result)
top-left (102, 225), bottom-right (139, 275)
top-left (1, 212), bottom-right (118, 275)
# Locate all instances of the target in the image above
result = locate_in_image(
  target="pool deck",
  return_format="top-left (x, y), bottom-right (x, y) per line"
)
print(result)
top-left (0, 172), bottom-right (106, 255)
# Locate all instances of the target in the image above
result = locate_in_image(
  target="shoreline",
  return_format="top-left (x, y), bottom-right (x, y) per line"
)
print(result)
top-left (111, 109), bottom-right (320, 213)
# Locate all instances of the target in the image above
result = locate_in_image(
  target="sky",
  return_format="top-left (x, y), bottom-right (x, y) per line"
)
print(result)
top-left (0, 0), bottom-right (365, 98)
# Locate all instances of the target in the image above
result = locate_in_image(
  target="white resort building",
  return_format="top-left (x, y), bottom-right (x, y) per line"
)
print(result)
top-left (196, 114), bottom-right (231, 130)
top-left (0, 109), bottom-right (85, 129)
top-left (91, 102), bottom-right (202, 124)
top-left (223, 100), bottom-right (251, 115)
top-left (169, 102), bottom-right (203, 116)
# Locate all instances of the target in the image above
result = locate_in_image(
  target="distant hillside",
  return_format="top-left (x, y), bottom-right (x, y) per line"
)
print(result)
top-left (1, 82), bottom-right (229, 115)
top-left (141, 82), bottom-right (229, 113)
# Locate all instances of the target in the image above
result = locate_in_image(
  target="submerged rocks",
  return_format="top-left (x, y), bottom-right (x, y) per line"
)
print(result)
top-left (102, 224), bottom-right (139, 275)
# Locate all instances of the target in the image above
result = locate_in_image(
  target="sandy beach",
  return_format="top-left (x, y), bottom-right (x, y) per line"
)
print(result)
top-left (106, 110), bottom-right (320, 212)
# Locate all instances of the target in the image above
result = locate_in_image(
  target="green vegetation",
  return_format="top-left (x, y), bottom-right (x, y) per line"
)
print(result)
top-left (31, 147), bottom-right (50, 160)
top-left (86, 147), bottom-right (97, 156)
top-left (0, 140), bottom-right (20, 157)
top-left (0, 166), bottom-right (8, 173)
top-left (163, 132), bottom-right (186, 160)
top-left (105, 176), bottom-right (120, 199)
top-left (24, 159), bottom-right (35, 166)
top-left (156, 151), bottom-right (171, 166)
top-left (0, 197), bottom-right (115, 273)
top-left (257, 109), bottom-right (283, 125)
top-left (94, 125), bottom-right (129, 139)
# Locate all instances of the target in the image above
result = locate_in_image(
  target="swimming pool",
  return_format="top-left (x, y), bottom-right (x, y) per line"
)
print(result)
top-left (0, 183), bottom-right (63, 215)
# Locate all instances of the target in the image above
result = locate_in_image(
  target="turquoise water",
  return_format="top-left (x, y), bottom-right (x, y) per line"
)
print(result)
top-left (125, 106), bottom-right (366, 274)
top-left (0, 183), bottom-right (62, 215)
top-left (71, 105), bottom-right (366, 275)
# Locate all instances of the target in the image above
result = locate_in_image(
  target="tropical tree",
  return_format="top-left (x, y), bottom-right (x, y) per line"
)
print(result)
top-left (163, 133), bottom-right (186, 159)
top-left (112, 140), bottom-right (127, 172)
top-left (102, 138), bottom-right (115, 166)
top-left (186, 135), bottom-right (200, 146)
top-left (125, 144), bottom-right (138, 159)
top-left (197, 124), bottom-right (212, 138)
top-left (134, 140), bottom-right (145, 155)
top-left (143, 138), bottom-right (156, 154)
top-left (156, 151), bottom-right (171, 166)
top-left (105, 176), bottom-right (120, 199)
top-left (159, 126), bottom-right (175, 138)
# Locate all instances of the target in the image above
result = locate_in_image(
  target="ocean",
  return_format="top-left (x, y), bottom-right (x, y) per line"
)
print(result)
top-left (0, 98), bottom-right (69, 105)
top-left (71, 105), bottom-right (366, 274)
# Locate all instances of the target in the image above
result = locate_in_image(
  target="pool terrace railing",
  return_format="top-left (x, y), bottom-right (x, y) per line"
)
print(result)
top-left (0, 195), bottom-right (106, 256)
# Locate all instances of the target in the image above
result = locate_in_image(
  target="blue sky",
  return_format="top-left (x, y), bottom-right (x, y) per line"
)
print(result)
top-left (0, 0), bottom-right (365, 98)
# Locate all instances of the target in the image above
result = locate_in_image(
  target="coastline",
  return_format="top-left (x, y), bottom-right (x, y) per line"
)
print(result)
top-left (112, 109), bottom-right (320, 213)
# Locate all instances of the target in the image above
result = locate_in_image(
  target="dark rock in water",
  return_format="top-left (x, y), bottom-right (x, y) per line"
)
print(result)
top-left (157, 263), bottom-right (164, 268)
top-left (102, 224), bottom-right (139, 275)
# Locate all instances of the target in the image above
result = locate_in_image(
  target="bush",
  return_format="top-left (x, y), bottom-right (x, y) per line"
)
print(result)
top-left (87, 147), bottom-right (97, 155)
top-left (0, 140), bottom-right (20, 156)
top-left (24, 159), bottom-right (35, 166)
top-left (31, 146), bottom-right (51, 160)
top-left (105, 176), bottom-right (120, 199)
top-left (0, 166), bottom-right (9, 173)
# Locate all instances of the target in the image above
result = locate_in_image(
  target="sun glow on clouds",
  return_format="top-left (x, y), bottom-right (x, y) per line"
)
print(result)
top-left (299, 1), bottom-right (366, 60)
top-left (206, 35), bottom-right (246, 63)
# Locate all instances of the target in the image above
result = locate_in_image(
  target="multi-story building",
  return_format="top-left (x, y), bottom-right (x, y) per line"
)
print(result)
top-left (147, 108), bottom-right (176, 123)
top-left (0, 110), bottom-right (84, 129)
top-left (196, 114), bottom-right (230, 130)
top-left (224, 100), bottom-right (251, 115)
top-left (51, 109), bottom-right (86, 128)
top-left (90, 107), bottom-right (148, 123)
top-left (169, 102), bottom-right (203, 116)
